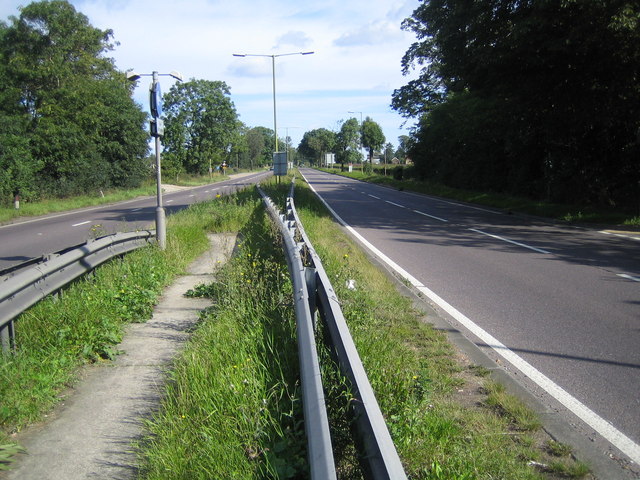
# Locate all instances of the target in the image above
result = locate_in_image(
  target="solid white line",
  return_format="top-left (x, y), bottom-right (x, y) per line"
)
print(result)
top-left (302, 171), bottom-right (640, 465)
top-left (617, 273), bottom-right (640, 283)
top-left (385, 200), bottom-right (406, 209)
top-left (413, 209), bottom-right (448, 223)
top-left (470, 228), bottom-right (551, 255)
top-left (71, 221), bottom-right (91, 227)
top-left (368, 194), bottom-right (380, 199)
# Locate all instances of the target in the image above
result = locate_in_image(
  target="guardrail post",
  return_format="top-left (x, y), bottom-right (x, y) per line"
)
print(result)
top-left (1, 320), bottom-right (15, 355)
top-left (305, 267), bottom-right (317, 328)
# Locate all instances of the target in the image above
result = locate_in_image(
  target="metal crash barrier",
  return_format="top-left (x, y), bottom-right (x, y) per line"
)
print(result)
top-left (258, 182), bottom-right (407, 480)
top-left (0, 231), bottom-right (154, 353)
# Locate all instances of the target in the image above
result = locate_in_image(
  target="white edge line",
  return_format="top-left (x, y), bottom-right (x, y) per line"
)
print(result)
top-left (600, 231), bottom-right (640, 242)
top-left (617, 273), bottom-right (640, 283)
top-left (301, 171), bottom-right (640, 465)
top-left (71, 220), bottom-right (91, 227)
top-left (413, 209), bottom-right (448, 223)
top-left (470, 228), bottom-right (551, 255)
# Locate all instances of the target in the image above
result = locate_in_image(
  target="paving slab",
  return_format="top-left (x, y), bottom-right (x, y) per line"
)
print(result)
top-left (3, 233), bottom-right (236, 480)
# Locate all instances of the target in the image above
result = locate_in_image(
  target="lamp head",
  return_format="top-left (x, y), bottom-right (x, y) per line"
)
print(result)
top-left (126, 70), bottom-right (141, 82)
top-left (169, 71), bottom-right (183, 82)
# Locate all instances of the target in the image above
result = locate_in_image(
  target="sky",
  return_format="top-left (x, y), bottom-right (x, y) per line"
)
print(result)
top-left (1, 0), bottom-right (420, 150)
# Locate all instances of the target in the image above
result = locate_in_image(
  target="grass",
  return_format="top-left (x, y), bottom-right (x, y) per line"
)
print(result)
top-left (137, 184), bottom-right (308, 478)
top-left (0, 174), bottom-right (591, 478)
top-left (319, 166), bottom-right (640, 227)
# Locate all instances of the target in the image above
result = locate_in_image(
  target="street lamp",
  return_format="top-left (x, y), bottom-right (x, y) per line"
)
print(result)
top-left (126, 70), bottom-right (183, 250)
top-left (233, 52), bottom-right (314, 154)
top-left (284, 126), bottom-right (301, 167)
top-left (348, 111), bottom-right (363, 171)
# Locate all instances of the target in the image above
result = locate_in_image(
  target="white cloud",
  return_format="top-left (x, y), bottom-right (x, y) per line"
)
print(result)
top-left (274, 30), bottom-right (313, 49)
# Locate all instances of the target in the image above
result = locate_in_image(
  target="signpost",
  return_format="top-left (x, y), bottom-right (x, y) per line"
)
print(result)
top-left (273, 152), bottom-right (287, 176)
top-left (126, 69), bottom-right (183, 250)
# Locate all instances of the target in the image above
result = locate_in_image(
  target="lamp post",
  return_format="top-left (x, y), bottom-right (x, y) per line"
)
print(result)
top-left (348, 111), bottom-right (363, 171)
top-left (233, 52), bottom-right (314, 154)
top-left (126, 70), bottom-right (183, 250)
top-left (284, 126), bottom-right (301, 167)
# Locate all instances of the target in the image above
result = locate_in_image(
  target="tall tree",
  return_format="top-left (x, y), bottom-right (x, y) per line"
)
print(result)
top-left (336, 118), bottom-right (362, 166)
top-left (162, 79), bottom-right (240, 175)
top-left (0, 0), bottom-right (148, 199)
top-left (393, 0), bottom-right (640, 207)
top-left (361, 117), bottom-right (385, 164)
top-left (298, 128), bottom-right (336, 166)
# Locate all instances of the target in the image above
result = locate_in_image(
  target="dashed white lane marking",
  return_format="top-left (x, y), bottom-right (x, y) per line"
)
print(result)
top-left (368, 194), bottom-right (380, 199)
top-left (165, 199), bottom-right (174, 204)
top-left (302, 172), bottom-right (640, 465)
top-left (413, 209), bottom-right (448, 223)
top-left (72, 221), bottom-right (91, 227)
top-left (385, 200), bottom-right (406, 209)
top-left (131, 208), bottom-right (142, 212)
top-left (469, 228), bottom-right (551, 255)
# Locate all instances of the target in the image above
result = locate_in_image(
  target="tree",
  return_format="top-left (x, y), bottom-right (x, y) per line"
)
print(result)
top-left (298, 128), bottom-right (336, 166)
top-left (0, 0), bottom-right (148, 200)
top-left (393, 0), bottom-right (640, 207)
top-left (336, 118), bottom-right (362, 166)
top-left (162, 79), bottom-right (240, 175)
top-left (361, 117), bottom-right (385, 164)
top-left (395, 135), bottom-right (411, 162)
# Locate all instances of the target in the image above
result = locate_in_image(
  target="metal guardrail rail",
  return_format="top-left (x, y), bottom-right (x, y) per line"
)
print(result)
top-left (0, 231), bottom-right (154, 353)
top-left (259, 182), bottom-right (407, 480)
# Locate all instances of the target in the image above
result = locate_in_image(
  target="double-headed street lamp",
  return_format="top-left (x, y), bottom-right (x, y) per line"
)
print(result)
top-left (233, 51), bottom-right (314, 155)
top-left (126, 70), bottom-right (183, 250)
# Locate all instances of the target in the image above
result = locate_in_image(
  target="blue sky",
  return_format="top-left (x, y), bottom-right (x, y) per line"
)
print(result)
top-left (1, 0), bottom-right (420, 149)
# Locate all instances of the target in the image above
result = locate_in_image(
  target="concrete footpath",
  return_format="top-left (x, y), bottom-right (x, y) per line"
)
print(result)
top-left (3, 233), bottom-right (236, 480)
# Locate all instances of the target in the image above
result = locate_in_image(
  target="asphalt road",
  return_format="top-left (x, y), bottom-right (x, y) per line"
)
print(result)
top-left (300, 168), bottom-right (640, 470)
top-left (0, 171), bottom-right (271, 271)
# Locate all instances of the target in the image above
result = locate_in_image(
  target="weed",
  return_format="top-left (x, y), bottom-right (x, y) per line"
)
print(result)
top-left (546, 439), bottom-right (573, 457)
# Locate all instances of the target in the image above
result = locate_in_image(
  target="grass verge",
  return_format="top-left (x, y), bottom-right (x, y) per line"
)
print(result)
top-left (320, 166), bottom-right (639, 227)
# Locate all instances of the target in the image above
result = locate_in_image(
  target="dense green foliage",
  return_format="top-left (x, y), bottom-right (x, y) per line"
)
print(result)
top-left (0, 1), bottom-right (149, 203)
top-left (361, 116), bottom-right (385, 164)
top-left (336, 117), bottom-right (362, 166)
top-left (393, 0), bottom-right (640, 209)
top-left (297, 128), bottom-right (336, 165)
top-left (161, 79), bottom-right (241, 176)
